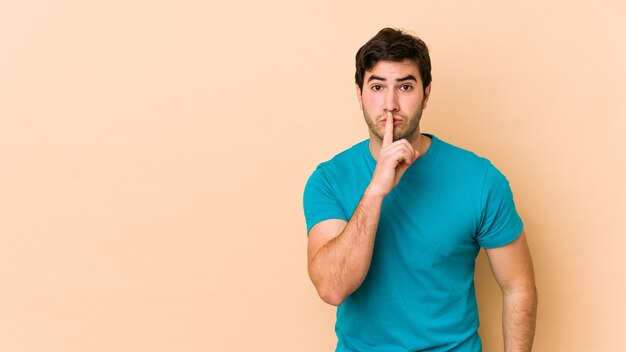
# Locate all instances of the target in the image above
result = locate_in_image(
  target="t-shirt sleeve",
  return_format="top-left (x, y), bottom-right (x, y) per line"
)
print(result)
top-left (302, 166), bottom-right (348, 235)
top-left (476, 163), bottom-right (524, 248)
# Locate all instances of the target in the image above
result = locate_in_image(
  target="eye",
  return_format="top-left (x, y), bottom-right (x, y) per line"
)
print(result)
top-left (371, 85), bottom-right (382, 92)
top-left (400, 84), bottom-right (413, 91)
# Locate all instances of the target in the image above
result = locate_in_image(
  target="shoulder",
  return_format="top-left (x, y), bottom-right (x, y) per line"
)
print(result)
top-left (303, 141), bottom-right (369, 232)
top-left (304, 139), bottom-right (370, 205)
top-left (432, 135), bottom-right (494, 178)
top-left (309, 139), bottom-right (370, 179)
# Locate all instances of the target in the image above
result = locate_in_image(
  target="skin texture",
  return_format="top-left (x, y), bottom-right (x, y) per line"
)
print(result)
top-left (307, 59), bottom-right (537, 350)
top-left (486, 231), bottom-right (538, 351)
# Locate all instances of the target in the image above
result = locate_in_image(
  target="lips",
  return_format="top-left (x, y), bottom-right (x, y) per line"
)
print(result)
top-left (380, 118), bottom-right (403, 124)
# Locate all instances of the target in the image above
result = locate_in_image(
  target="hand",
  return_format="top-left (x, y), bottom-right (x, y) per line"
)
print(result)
top-left (367, 112), bottom-right (420, 198)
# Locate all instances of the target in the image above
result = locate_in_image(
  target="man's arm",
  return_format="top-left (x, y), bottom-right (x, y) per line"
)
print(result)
top-left (307, 189), bottom-right (383, 306)
top-left (307, 112), bottom-right (419, 306)
top-left (485, 230), bottom-right (538, 352)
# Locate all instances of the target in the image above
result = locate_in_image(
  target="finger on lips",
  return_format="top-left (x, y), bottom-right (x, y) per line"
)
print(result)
top-left (383, 112), bottom-right (393, 148)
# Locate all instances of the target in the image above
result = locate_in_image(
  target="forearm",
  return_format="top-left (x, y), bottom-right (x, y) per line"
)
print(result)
top-left (502, 287), bottom-right (538, 352)
top-left (309, 188), bottom-right (384, 305)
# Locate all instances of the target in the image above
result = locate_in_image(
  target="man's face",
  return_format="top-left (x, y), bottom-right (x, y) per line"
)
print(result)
top-left (356, 59), bottom-right (431, 143)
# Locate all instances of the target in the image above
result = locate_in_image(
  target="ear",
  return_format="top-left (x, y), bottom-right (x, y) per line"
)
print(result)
top-left (355, 84), bottom-right (363, 111)
top-left (422, 84), bottom-right (432, 109)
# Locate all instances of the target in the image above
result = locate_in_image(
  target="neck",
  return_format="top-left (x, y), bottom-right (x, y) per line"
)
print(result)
top-left (369, 130), bottom-right (431, 162)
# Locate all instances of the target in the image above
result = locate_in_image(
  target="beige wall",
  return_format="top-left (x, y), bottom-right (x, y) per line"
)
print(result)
top-left (1, 0), bottom-right (625, 351)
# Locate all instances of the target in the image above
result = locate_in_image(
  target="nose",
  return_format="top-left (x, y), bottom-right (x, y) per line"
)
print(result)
top-left (383, 89), bottom-right (399, 113)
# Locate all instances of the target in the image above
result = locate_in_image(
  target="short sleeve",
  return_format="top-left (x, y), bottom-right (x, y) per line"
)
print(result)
top-left (476, 164), bottom-right (524, 248)
top-left (303, 166), bottom-right (348, 235)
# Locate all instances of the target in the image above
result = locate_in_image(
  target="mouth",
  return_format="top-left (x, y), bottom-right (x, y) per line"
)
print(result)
top-left (380, 118), bottom-right (403, 126)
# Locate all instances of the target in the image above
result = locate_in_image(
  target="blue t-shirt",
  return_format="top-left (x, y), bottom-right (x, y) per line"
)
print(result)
top-left (303, 134), bottom-right (523, 351)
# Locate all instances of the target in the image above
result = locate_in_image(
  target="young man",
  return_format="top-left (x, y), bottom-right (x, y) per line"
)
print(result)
top-left (303, 28), bottom-right (537, 351)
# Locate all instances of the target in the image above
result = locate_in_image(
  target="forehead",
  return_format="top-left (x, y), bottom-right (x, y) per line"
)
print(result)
top-left (364, 59), bottom-right (420, 80)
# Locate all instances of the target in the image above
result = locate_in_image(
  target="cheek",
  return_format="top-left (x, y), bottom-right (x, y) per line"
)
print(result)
top-left (361, 94), bottom-right (379, 109)
top-left (402, 95), bottom-right (424, 110)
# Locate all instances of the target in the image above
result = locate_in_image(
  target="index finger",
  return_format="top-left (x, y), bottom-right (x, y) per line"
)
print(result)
top-left (382, 112), bottom-right (393, 148)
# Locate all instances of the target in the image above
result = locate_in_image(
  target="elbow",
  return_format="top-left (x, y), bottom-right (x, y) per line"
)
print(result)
top-left (311, 277), bottom-right (349, 306)
top-left (502, 281), bottom-right (537, 297)
top-left (308, 263), bottom-right (354, 306)
top-left (317, 287), bottom-right (347, 306)
top-left (308, 268), bottom-right (348, 306)
top-left (502, 283), bottom-right (538, 309)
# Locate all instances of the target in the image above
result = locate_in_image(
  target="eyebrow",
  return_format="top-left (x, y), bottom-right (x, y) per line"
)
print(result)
top-left (367, 75), bottom-right (418, 83)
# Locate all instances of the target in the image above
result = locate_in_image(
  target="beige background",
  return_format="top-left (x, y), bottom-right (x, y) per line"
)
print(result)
top-left (1, 0), bottom-right (625, 351)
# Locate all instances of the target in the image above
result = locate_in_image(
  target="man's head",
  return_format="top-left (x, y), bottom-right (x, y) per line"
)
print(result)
top-left (355, 28), bottom-right (432, 94)
top-left (355, 28), bottom-right (432, 143)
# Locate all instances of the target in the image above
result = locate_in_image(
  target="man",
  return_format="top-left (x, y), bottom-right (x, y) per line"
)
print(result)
top-left (302, 28), bottom-right (537, 351)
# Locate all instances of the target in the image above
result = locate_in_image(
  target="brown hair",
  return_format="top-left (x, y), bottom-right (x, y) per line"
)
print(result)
top-left (355, 28), bottom-right (432, 93)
